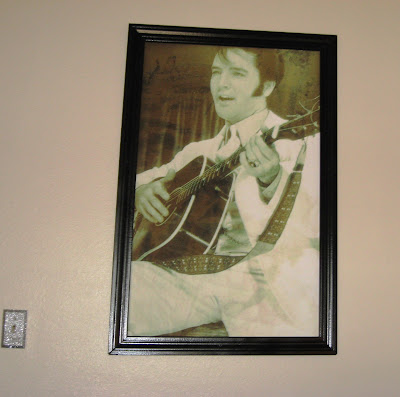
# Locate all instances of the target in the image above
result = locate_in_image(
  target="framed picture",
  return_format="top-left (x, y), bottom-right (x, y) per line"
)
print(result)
top-left (109, 24), bottom-right (337, 355)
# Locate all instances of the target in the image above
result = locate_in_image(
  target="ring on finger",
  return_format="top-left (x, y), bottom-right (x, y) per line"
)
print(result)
top-left (249, 159), bottom-right (260, 168)
top-left (246, 152), bottom-right (260, 168)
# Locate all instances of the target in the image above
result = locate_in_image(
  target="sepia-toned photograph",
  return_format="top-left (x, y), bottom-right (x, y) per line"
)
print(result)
top-left (110, 25), bottom-right (336, 354)
top-left (129, 42), bottom-right (320, 336)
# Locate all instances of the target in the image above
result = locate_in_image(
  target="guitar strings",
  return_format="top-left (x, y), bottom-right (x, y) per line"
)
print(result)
top-left (168, 148), bottom-right (242, 204)
top-left (171, 151), bottom-right (241, 202)
top-left (170, 150), bottom-right (240, 199)
top-left (165, 108), bottom-right (320, 205)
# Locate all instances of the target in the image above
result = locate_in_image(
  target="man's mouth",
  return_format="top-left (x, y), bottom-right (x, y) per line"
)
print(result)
top-left (218, 95), bottom-right (235, 103)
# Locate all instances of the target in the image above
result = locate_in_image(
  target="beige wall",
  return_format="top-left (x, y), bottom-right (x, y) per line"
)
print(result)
top-left (1, 0), bottom-right (399, 395)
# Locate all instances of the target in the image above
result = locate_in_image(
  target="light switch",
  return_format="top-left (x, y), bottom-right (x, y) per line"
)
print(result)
top-left (2, 310), bottom-right (27, 348)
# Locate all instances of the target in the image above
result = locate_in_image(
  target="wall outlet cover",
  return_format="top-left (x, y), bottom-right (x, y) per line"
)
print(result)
top-left (2, 310), bottom-right (27, 348)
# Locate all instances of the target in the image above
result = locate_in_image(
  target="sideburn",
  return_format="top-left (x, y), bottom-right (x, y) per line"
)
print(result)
top-left (251, 82), bottom-right (265, 97)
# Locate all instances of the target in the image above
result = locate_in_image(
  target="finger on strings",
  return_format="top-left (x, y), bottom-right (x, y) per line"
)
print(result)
top-left (245, 138), bottom-right (259, 163)
top-left (149, 196), bottom-right (169, 218)
top-left (254, 136), bottom-right (276, 161)
top-left (154, 182), bottom-right (170, 201)
top-left (272, 125), bottom-right (280, 139)
top-left (143, 200), bottom-right (165, 223)
top-left (240, 151), bottom-right (255, 173)
top-left (139, 204), bottom-right (160, 224)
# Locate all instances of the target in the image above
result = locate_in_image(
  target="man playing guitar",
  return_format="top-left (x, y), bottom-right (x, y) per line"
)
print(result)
top-left (129, 46), bottom-right (320, 337)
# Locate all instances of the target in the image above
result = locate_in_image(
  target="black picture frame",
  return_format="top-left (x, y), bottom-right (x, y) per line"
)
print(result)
top-left (109, 24), bottom-right (337, 355)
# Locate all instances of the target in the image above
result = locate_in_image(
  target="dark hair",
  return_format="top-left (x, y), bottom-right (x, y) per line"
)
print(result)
top-left (216, 47), bottom-right (285, 87)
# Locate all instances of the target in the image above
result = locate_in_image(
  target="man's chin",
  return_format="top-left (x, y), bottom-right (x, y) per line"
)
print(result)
top-left (215, 107), bottom-right (237, 123)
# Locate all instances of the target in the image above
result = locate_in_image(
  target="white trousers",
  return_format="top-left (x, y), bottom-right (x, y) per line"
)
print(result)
top-left (128, 248), bottom-right (320, 337)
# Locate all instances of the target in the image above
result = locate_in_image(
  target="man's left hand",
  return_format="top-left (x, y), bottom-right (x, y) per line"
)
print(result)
top-left (240, 135), bottom-right (280, 186)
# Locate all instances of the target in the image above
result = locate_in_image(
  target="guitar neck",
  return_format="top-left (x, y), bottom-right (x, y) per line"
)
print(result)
top-left (169, 104), bottom-right (320, 206)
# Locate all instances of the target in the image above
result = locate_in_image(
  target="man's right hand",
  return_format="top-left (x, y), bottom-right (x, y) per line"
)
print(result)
top-left (135, 169), bottom-right (176, 224)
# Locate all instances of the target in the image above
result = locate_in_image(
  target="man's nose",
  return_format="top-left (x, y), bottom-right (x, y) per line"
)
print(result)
top-left (218, 71), bottom-right (230, 88)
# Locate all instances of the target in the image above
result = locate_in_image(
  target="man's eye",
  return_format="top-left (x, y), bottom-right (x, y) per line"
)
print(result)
top-left (233, 71), bottom-right (246, 77)
top-left (211, 70), bottom-right (221, 75)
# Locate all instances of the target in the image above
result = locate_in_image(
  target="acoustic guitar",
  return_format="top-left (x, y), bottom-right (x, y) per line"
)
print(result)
top-left (132, 105), bottom-right (320, 265)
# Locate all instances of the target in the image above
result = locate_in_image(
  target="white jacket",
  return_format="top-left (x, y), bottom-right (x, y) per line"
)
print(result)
top-left (135, 109), bottom-right (319, 247)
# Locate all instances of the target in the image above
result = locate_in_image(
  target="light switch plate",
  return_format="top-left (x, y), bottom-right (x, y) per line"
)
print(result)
top-left (2, 310), bottom-right (27, 348)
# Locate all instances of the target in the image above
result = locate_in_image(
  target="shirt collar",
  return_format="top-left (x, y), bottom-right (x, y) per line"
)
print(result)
top-left (227, 108), bottom-right (270, 145)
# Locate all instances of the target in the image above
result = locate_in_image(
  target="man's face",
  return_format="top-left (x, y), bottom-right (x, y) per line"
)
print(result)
top-left (210, 49), bottom-right (267, 125)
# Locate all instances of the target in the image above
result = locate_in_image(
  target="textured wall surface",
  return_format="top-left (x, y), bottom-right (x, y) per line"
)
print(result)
top-left (1, 0), bottom-right (399, 396)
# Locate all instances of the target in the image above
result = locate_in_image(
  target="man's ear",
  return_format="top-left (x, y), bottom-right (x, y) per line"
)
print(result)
top-left (262, 81), bottom-right (276, 97)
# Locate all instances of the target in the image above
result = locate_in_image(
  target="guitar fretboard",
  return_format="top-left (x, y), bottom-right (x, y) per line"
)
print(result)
top-left (167, 105), bottom-right (320, 207)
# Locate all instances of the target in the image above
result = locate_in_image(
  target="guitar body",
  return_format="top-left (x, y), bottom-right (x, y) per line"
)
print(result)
top-left (132, 156), bottom-right (234, 262)
top-left (132, 104), bottom-right (321, 264)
